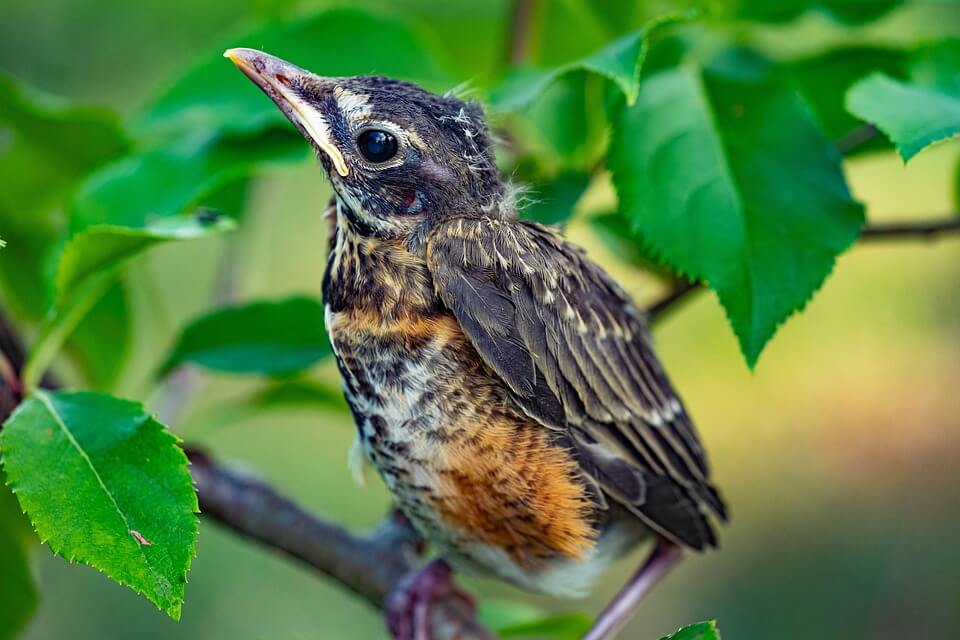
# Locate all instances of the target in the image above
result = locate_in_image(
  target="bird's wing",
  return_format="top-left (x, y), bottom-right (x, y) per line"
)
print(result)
top-left (425, 215), bottom-right (726, 549)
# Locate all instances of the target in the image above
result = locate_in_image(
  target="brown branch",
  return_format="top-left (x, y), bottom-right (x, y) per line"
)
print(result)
top-left (836, 123), bottom-right (879, 155)
top-left (860, 217), bottom-right (960, 240)
top-left (644, 216), bottom-right (960, 320)
top-left (504, 0), bottom-right (537, 66)
top-left (186, 447), bottom-right (491, 639)
top-left (646, 280), bottom-right (701, 323)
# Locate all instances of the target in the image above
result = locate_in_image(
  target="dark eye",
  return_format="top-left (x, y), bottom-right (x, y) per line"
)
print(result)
top-left (356, 129), bottom-right (399, 164)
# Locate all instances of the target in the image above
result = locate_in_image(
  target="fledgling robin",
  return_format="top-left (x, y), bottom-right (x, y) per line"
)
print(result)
top-left (226, 48), bottom-right (727, 640)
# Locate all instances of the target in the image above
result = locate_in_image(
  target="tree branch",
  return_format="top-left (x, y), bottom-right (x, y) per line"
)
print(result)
top-left (836, 123), bottom-right (879, 154)
top-left (860, 217), bottom-right (960, 240)
top-left (504, 0), bottom-right (537, 66)
top-left (644, 216), bottom-right (960, 320)
top-left (186, 447), bottom-right (491, 639)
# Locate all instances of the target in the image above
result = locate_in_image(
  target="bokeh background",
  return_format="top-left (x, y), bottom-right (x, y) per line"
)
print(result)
top-left (2, 0), bottom-right (959, 639)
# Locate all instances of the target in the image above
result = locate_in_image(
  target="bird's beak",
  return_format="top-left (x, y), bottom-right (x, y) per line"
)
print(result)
top-left (224, 48), bottom-right (350, 177)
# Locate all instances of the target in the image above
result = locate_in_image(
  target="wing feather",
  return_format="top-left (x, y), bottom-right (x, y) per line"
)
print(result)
top-left (426, 216), bottom-right (726, 549)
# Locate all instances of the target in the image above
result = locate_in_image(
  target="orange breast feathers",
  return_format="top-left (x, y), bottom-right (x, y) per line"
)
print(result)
top-left (434, 414), bottom-right (597, 565)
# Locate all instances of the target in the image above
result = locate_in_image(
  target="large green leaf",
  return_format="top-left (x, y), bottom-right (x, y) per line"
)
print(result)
top-left (610, 67), bottom-right (864, 365)
top-left (846, 72), bottom-right (960, 162)
top-left (159, 296), bottom-right (331, 377)
top-left (660, 620), bottom-right (721, 640)
top-left (138, 8), bottom-right (452, 137)
top-left (68, 129), bottom-right (303, 233)
top-left (0, 483), bottom-right (37, 640)
top-left (22, 214), bottom-right (235, 390)
top-left (0, 390), bottom-right (198, 619)
top-left (490, 10), bottom-right (698, 111)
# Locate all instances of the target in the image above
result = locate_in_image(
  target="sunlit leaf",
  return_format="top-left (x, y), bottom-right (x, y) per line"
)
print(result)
top-left (69, 129), bottom-right (303, 233)
top-left (159, 296), bottom-right (330, 377)
top-left (0, 390), bottom-right (198, 619)
top-left (138, 8), bottom-right (452, 137)
top-left (490, 10), bottom-right (698, 111)
top-left (846, 73), bottom-right (960, 162)
top-left (56, 214), bottom-right (235, 307)
top-left (780, 47), bottom-right (907, 141)
top-left (22, 213), bottom-right (235, 390)
top-left (610, 66), bottom-right (863, 365)
top-left (660, 620), bottom-right (721, 640)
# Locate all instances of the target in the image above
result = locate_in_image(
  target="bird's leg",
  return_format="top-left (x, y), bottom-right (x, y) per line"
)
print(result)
top-left (385, 558), bottom-right (485, 640)
top-left (583, 538), bottom-right (685, 640)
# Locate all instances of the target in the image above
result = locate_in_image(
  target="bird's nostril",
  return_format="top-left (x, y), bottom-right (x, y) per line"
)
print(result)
top-left (275, 73), bottom-right (291, 86)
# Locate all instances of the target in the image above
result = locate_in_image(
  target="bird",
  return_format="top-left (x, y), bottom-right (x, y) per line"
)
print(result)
top-left (225, 48), bottom-right (727, 640)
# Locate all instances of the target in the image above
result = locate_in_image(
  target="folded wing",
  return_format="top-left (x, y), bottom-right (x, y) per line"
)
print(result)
top-left (426, 216), bottom-right (726, 550)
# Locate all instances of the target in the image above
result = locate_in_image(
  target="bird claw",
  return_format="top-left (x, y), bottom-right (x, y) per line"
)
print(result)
top-left (385, 559), bottom-right (477, 640)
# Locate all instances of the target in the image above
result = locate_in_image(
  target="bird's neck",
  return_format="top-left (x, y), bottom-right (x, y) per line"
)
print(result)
top-left (322, 204), bottom-right (440, 324)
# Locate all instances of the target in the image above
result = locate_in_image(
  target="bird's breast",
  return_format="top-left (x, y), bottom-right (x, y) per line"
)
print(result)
top-left (321, 228), bottom-right (599, 587)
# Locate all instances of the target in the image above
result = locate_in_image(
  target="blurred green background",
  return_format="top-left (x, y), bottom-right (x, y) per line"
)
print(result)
top-left (2, 0), bottom-right (959, 639)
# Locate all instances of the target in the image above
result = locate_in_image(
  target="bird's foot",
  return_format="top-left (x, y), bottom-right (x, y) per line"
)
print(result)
top-left (385, 558), bottom-right (482, 640)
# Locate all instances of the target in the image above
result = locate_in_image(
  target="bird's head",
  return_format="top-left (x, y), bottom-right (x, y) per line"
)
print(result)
top-left (225, 48), bottom-right (504, 243)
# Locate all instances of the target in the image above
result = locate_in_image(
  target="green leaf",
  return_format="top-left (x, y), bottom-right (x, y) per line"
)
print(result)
top-left (67, 282), bottom-right (130, 390)
top-left (56, 213), bottom-right (235, 308)
top-left (780, 47), bottom-right (907, 141)
top-left (23, 213), bottom-right (235, 390)
top-left (138, 8), bottom-right (451, 137)
top-left (846, 72), bottom-right (960, 162)
top-left (590, 212), bottom-right (676, 278)
top-left (660, 620), bottom-right (721, 640)
top-left (0, 390), bottom-right (198, 619)
top-left (735, 0), bottom-right (901, 25)
top-left (0, 74), bottom-right (127, 320)
top-left (159, 296), bottom-right (331, 377)
top-left (519, 172), bottom-right (591, 225)
top-left (490, 10), bottom-right (698, 111)
top-left (498, 613), bottom-right (593, 639)
top-left (610, 67), bottom-right (864, 365)
top-left (69, 129), bottom-right (304, 233)
top-left (0, 483), bottom-right (37, 640)
top-left (0, 72), bottom-right (127, 220)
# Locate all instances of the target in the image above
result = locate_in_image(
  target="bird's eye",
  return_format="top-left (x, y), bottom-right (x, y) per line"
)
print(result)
top-left (356, 129), bottom-right (399, 164)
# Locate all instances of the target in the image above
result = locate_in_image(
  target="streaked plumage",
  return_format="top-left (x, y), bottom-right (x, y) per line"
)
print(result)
top-left (226, 47), bottom-right (726, 616)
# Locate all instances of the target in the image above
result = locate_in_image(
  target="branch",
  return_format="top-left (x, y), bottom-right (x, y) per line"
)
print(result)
top-left (644, 216), bottom-right (960, 320)
top-left (836, 123), bottom-right (879, 154)
top-left (860, 217), bottom-right (960, 241)
top-left (504, 0), bottom-right (537, 66)
top-left (187, 447), bottom-right (491, 639)
top-left (646, 280), bottom-right (701, 323)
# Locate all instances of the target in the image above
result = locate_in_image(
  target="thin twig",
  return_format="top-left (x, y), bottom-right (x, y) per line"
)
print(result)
top-left (644, 216), bottom-right (960, 320)
top-left (646, 280), bottom-right (701, 323)
top-left (860, 217), bottom-right (960, 240)
top-left (504, 0), bottom-right (537, 66)
top-left (836, 124), bottom-right (879, 155)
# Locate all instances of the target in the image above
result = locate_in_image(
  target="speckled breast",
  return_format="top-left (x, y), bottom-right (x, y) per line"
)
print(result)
top-left (321, 217), bottom-right (597, 580)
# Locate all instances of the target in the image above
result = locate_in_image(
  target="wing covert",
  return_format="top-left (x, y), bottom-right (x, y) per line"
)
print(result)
top-left (426, 215), bottom-right (726, 549)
